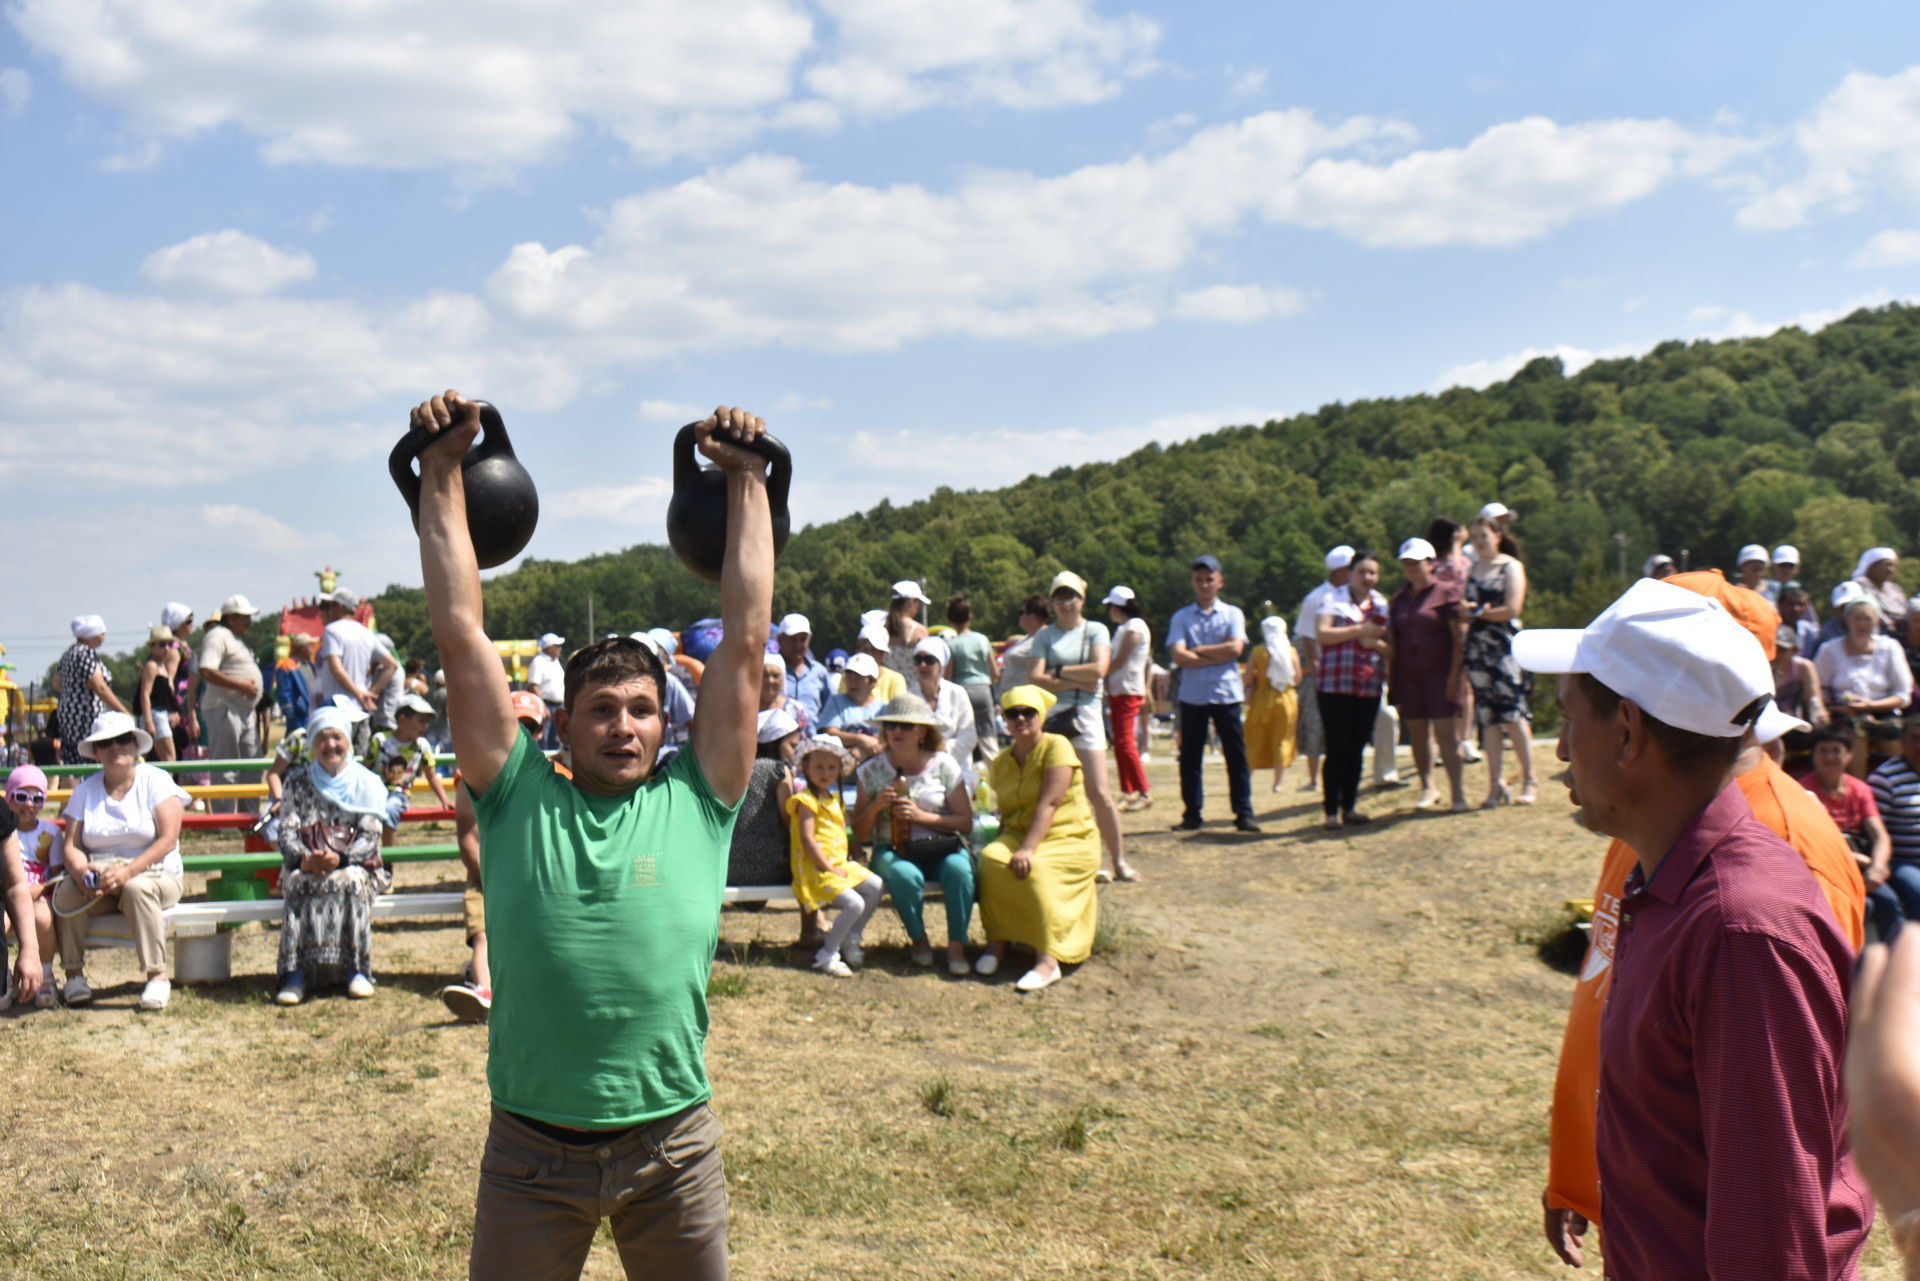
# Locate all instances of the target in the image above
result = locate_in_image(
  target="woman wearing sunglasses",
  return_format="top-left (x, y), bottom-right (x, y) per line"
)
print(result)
top-left (907, 635), bottom-right (978, 771)
top-left (1029, 571), bottom-right (1135, 883)
top-left (50, 712), bottom-right (190, 1011)
top-left (975, 685), bottom-right (1101, 992)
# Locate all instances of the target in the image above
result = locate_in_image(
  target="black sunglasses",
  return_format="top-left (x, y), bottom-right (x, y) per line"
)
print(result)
top-left (1002, 706), bottom-right (1039, 722)
top-left (913, 654), bottom-right (941, 666)
top-left (100, 732), bottom-right (139, 748)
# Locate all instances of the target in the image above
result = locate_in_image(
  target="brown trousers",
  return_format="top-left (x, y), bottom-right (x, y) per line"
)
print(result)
top-left (469, 1101), bottom-right (727, 1280)
top-left (52, 863), bottom-right (182, 975)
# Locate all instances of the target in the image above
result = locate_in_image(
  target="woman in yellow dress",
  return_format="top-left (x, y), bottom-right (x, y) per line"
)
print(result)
top-left (975, 685), bottom-right (1100, 992)
top-left (1244, 614), bottom-right (1300, 792)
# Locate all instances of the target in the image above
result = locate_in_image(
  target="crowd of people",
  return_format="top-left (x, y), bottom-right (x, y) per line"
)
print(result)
top-left (7, 380), bottom-right (1920, 1278)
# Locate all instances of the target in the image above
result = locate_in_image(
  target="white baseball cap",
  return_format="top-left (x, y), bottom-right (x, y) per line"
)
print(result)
top-left (1324, 544), bottom-right (1355, 571)
top-left (1772, 544), bottom-right (1800, 565)
top-left (1102, 585), bottom-right (1136, 606)
top-left (857, 624), bottom-right (889, 651)
top-left (860, 609), bottom-right (888, 630)
top-left (396, 693), bottom-right (436, 717)
top-left (1736, 544), bottom-right (1770, 567)
top-left (1396, 537), bottom-right (1437, 561)
top-left (843, 652), bottom-right (881, 679)
top-left (647, 627), bottom-right (678, 655)
top-left (1832, 580), bottom-right (1869, 610)
top-left (890, 580), bottom-right (932, 605)
top-left (539, 632), bottom-right (565, 649)
top-left (218, 594), bottom-right (260, 617)
top-left (1512, 579), bottom-right (1780, 739)
top-left (778, 613), bottom-right (811, 637)
top-left (1478, 502), bottom-right (1511, 521)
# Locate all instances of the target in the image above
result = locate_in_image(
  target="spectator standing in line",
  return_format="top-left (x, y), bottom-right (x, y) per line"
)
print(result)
top-left (1315, 551), bottom-right (1391, 829)
top-left (944, 597), bottom-right (1000, 758)
top-left (312, 589), bottom-right (397, 752)
top-left (884, 581), bottom-right (931, 680)
top-left (371, 633), bottom-right (404, 734)
top-left (1520, 579), bottom-right (1870, 1279)
top-left (1102, 586), bottom-right (1152, 810)
top-left (1030, 571), bottom-right (1133, 882)
top-left (1243, 611), bottom-right (1299, 796)
top-left (277, 634), bottom-right (318, 733)
top-left (160, 603), bottom-right (201, 757)
top-left (1388, 537), bottom-right (1468, 812)
top-left (1292, 547), bottom-right (1354, 795)
top-left (136, 625), bottom-right (182, 763)
top-left (995, 595), bottom-right (1051, 702)
top-left (1168, 554), bottom-right (1259, 834)
top-left (1735, 543), bottom-right (1772, 597)
top-left (1801, 723), bottom-right (1897, 943)
top-left (1870, 716), bottom-right (1920, 942)
top-left (1428, 517), bottom-right (1480, 762)
top-left (1817, 593), bottom-right (1913, 774)
top-left (198, 595), bottom-right (264, 814)
top-left (54, 615), bottom-right (127, 765)
top-left (1464, 515), bottom-right (1537, 807)
top-left (427, 669), bottom-right (451, 754)
top-left (405, 658), bottom-right (430, 699)
top-left (775, 614), bottom-right (831, 730)
top-left (1767, 544), bottom-right (1801, 605)
top-left (528, 633), bottom-right (567, 750)
top-left (1854, 547), bottom-right (1909, 645)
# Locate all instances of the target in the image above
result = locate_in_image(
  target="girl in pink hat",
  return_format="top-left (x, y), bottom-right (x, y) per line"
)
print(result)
top-left (4, 765), bottom-right (59, 1006)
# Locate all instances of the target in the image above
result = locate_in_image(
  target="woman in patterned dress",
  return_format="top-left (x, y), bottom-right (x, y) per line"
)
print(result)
top-left (1463, 516), bottom-right (1536, 807)
top-left (273, 706), bottom-right (394, 1004)
top-left (54, 616), bottom-right (128, 765)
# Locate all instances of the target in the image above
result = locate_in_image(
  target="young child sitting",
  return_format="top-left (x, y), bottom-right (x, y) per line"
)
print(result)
top-left (1800, 722), bottom-right (1899, 942)
top-left (786, 736), bottom-right (883, 978)
top-left (4, 765), bottom-right (60, 1007)
top-left (366, 694), bottom-right (452, 846)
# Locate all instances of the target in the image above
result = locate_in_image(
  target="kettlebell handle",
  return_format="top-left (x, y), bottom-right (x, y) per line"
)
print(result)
top-left (388, 401), bottom-right (506, 519)
top-left (673, 422), bottom-right (792, 509)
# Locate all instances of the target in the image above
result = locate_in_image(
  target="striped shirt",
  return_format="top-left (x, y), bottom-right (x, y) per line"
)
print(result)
top-left (1869, 754), bottom-right (1920, 863)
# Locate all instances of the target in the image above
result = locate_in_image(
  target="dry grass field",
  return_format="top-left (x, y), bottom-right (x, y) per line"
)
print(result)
top-left (0, 745), bottom-right (1900, 1279)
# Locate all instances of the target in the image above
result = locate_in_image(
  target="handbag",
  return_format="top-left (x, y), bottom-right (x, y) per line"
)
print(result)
top-left (898, 832), bottom-right (965, 874)
top-left (1042, 622), bottom-right (1094, 737)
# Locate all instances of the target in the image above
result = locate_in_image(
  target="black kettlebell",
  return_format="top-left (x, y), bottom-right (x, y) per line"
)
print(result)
top-left (389, 400), bottom-right (539, 570)
top-left (665, 422), bottom-right (792, 581)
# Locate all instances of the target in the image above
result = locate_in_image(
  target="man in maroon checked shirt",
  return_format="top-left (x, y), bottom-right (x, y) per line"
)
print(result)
top-left (1515, 579), bottom-right (1873, 1280)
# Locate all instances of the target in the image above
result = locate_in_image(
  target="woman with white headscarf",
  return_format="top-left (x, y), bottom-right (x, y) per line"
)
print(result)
top-left (1244, 612), bottom-right (1300, 794)
top-left (54, 615), bottom-right (128, 765)
top-left (273, 705), bottom-right (396, 1004)
top-left (1853, 547), bottom-right (1909, 643)
top-left (908, 634), bottom-right (978, 768)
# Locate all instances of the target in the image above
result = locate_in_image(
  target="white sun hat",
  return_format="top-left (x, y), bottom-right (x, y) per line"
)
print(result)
top-left (1511, 579), bottom-right (1781, 739)
top-left (77, 710), bottom-right (153, 759)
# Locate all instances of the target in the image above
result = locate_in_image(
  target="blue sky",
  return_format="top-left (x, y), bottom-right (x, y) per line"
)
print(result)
top-left (6, 1), bottom-right (1920, 681)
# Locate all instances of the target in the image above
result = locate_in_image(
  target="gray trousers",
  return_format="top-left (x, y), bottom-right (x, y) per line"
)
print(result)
top-left (200, 701), bottom-right (260, 812)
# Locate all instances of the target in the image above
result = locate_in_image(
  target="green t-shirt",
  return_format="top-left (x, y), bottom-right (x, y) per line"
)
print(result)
top-left (471, 730), bottom-right (741, 1128)
top-left (947, 629), bottom-right (996, 687)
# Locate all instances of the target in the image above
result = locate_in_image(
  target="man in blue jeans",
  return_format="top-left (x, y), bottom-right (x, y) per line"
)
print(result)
top-left (1168, 555), bottom-right (1259, 833)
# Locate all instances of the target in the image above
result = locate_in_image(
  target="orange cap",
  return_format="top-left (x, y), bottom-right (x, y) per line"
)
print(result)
top-left (509, 690), bottom-right (549, 725)
top-left (1664, 569), bottom-right (1780, 660)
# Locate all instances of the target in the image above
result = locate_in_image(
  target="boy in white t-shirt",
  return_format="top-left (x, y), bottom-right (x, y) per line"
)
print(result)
top-left (4, 765), bottom-right (59, 1007)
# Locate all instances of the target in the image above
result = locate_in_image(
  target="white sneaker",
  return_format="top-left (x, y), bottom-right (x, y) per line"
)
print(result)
top-left (275, 985), bottom-right (305, 1006)
top-left (138, 978), bottom-right (172, 1011)
top-left (36, 981), bottom-right (56, 1009)
top-left (812, 953), bottom-right (853, 979)
top-left (345, 974), bottom-right (375, 999)
top-left (62, 974), bottom-right (92, 1005)
top-left (841, 944), bottom-right (865, 968)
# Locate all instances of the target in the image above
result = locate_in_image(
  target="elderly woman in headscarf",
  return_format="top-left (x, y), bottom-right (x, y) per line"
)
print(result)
top-left (908, 634), bottom-right (978, 770)
top-left (54, 615), bottom-right (129, 765)
top-left (975, 685), bottom-right (1101, 992)
top-left (1853, 547), bottom-right (1909, 643)
top-left (273, 705), bottom-right (396, 1005)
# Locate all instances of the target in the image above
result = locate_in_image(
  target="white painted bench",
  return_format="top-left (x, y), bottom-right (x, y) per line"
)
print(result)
top-left (76, 886), bottom-right (799, 982)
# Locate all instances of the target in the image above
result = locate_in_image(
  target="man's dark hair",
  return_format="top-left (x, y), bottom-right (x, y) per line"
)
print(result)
top-left (1425, 517), bottom-right (1462, 553)
top-left (1348, 550), bottom-right (1380, 572)
top-left (1577, 674), bottom-right (1745, 774)
top-left (563, 637), bottom-right (668, 713)
top-left (947, 595), bottom-right (972, 627)
top-left (1809, 723), bottom-right (1856, 751)
top-left (1019, 594), bottom-right (1048, 621)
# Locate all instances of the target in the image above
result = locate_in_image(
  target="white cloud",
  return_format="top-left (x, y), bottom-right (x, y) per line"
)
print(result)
top-left (549, 478), bottom-right (675, 521)
top-left (101, 138), bottom-right (163, 172)
top-left (10, 0), bottom-right (1160, 174)
top-left (1171, 283), bottom-right (1306, 323)
top-left (1851, 228), bottom-right (1920, 268)
top-left (774, 392), bottom-right (833, 411)
top-left (0, 67), bottom-right (28, 114)
top-left (1227, 68), bottom-right (1266, 97)
top-left (140, 230), bottom-right (317, 297)
top-left (638, 399), bottom-right (709, 423)
top-left (1430, 344), bottom-right (1618, 392)
top-left (1738, 66), bottom-right (1920, 230)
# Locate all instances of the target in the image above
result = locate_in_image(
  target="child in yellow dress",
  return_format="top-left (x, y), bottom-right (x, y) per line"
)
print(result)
top-left (787, 736), bottom-right (884, 978)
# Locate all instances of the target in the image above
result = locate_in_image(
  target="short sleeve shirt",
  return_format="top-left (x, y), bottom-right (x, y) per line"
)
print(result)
top-left (275, 727), bottom-right (313, 766)
top-left (855, 750), bottom-right (964, 848)
top-left (1033, 621), bottom-right (1111, 710)
top-left (367, 731), bottom-right (437, 789)
top-left (1798, 771), bottom-right (1878, 838)
top-left (198, 624), bottom-right (263, 715)
top-left (819, 692), bottom-right (879, 735)
top-left (1106, 617), bottom-right (1151, 697)
top-left (1166, 601), bottom-right (1247, 704)
top-left (16, 820), bottom-right (64, 881)
top-left (947, 631), bottom-right (996, 687)
top-left (64, 763), bottom-right (191, 878)
top-left (471, 730), bottom-right (741, 1128)
top-left (314, 618), bottom-right (377, 705)
top-left (1315, 590), bottom-right (1389, 698)
top-left (1294, 582), bottom-right (1334, 642)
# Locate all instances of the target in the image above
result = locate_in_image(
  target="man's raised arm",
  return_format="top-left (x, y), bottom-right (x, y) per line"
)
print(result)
top-left (690, 406), bottom-right (776, 807)
top-left (412, 390), bottom-right (517, 796)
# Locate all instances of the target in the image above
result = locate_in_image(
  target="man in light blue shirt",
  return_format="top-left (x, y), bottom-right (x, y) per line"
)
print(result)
top-left (775, 613), bottom-right (831, 726)
top-left (1167, 555), bottom-right (1258, 833)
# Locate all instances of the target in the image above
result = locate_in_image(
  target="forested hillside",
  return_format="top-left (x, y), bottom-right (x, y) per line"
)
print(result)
top-left (287, 303), bottom-right (1920, 666)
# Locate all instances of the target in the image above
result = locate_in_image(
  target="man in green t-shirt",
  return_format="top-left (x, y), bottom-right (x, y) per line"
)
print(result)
top-left (411, 389), bottom-right (773, 1281)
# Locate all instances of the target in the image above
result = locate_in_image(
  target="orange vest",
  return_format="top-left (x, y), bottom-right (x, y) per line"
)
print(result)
top-left (1543, 755), bottom-right (1866, 1224)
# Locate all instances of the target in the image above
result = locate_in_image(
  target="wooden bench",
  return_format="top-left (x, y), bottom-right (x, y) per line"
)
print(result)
top-left (78, 885), bottom-right (799, 981)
